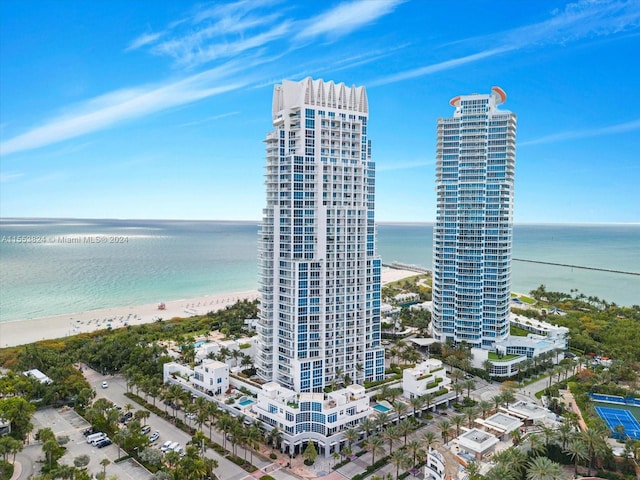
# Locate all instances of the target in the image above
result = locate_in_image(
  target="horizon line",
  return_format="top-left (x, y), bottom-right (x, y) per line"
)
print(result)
top-left (1, 216), bottom-right (638, 227)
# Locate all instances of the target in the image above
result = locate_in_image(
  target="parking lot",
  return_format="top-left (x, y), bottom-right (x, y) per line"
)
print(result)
top-left (31, 406), bottom-right (152, 480)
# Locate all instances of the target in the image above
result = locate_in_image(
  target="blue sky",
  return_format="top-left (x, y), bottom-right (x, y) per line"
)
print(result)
top-left (1, 0), bottom-right (639, 223)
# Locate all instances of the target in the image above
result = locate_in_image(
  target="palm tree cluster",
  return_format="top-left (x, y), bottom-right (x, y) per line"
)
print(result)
top-left (361, 418), bottom-right (437, 480)
top-left (386, 340), bottom-right (422, 366)
top-left (479, 414), bottom-right (614, 480)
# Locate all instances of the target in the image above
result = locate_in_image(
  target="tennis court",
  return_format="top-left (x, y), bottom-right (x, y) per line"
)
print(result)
top-left (590, 393), bottom-right (640, 406)
top-left (595, 406), bottom-right (640, 440)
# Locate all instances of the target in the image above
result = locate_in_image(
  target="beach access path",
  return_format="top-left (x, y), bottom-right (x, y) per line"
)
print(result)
top-left (0, 267), bottom-right (421, 348)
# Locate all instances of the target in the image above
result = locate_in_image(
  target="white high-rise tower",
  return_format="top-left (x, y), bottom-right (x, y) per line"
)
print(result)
top-left (432, 87), bottom-right (517, 350)
top-left (256, 77), bottom-right (385, 393)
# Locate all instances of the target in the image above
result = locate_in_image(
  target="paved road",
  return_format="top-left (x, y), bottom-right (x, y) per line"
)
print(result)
top-left (86, 367), bottom-right (275, 480)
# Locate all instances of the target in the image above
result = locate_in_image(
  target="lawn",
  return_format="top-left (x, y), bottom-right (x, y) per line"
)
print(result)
top-left (488, 352), bottom-right (523, 362)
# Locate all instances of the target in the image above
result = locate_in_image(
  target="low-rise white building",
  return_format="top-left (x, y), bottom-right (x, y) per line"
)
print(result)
top-left (163, 359), bottom-right (229, 396)
top-left (471, 315), bottom-right (569, 377)
top-left (402, 359), bottom-right (451, 399)
top-left (476, 412), bottom-right (522, 441)
top-left (504, 401), bottom-right (556, 426)
top-left (254, 382), bottom-right (371, 457)
top-left (423, 448), bottom-right (446, 480)
top-left (24, 369), bottom-right (52, 385)
top-left (456, 428), bottom-right (500, 461)
top-left (393, 292), bottom-right (420, 304)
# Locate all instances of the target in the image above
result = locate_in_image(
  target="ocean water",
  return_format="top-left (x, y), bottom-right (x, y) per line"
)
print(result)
top-left (0, 219), bottom-right (638, 322)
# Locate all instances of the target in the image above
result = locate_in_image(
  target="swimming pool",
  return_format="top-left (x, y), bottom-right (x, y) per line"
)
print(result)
top-left (193, 340), bottom-right (206, 348)
top-left (374, 404), bottom-right (391, 413)
top-left (238, 397), bottom-right (255, 407)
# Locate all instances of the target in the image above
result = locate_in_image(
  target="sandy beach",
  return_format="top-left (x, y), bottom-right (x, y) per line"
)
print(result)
top-left (0, 268), bottom-right (421, 348)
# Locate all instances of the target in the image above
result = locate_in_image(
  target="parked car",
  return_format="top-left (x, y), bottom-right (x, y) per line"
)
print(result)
top-left (141, 425), bottom-right (151, 435)
top-left (82, 427), bottom-right (95, 436)
top-left (120, 411), bottom-right (133, 423)
top-left (160, 441), bottom-right (173, 453)
top-left (101, 381), bottom-right (108, 389)
top-left (149, 431), bottom-right (160, 443)
top-left (86, 432), bottom-right (106, 444)
top-left (96, 438), bottom-right (112, 448)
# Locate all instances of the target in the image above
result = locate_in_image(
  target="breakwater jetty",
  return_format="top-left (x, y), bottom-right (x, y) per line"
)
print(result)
top-left (384, 262), bottom-right (430, 274)
top-left (513, 258), bottom-right (639, 276)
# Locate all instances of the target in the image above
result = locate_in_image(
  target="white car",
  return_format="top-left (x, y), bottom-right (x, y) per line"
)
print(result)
top-left (149, 431), bottom-right (160, 443)
top-left (101, 381), bottom-right (108, 389)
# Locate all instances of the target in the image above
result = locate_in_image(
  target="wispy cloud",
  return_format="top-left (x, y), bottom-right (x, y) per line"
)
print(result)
top-left (0, 63), bottom-right (251, 156)
top-left (520, 118), bottom-right (640, 146)
top-left (373, 0), bottom-right (640, 85)
top-left (0, 172), bottom-right (24, 183)
top-left (126, 31), bottom-right (167, 51)
top-left (178, 111), bottom-right (240, 127)
top-left (295, 0), bottom-right (405, 41)
top-left (371, 46), bottom-right (513, 86)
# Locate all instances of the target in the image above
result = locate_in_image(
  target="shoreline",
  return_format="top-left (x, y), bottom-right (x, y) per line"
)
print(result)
top-left (0, 268), bottom-right (421, 349)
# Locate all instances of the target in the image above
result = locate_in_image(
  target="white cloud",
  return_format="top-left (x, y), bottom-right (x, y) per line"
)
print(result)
top-left (372, 0), bottom-right (640, 85)
top-left (0, 63), bottom-right (251, 156)
top-left (0, 172), bottom-right (24, 183)
top-left (126, 31), bottom-right (166, 51)
top-left (520, 118), bottom-right (640, 146)
top-left (296, 0), bottom-right (405, 41)
top-left (371, 46), bottom-right (513, 86)
top-left (178, 111), bottom-right (240, 127)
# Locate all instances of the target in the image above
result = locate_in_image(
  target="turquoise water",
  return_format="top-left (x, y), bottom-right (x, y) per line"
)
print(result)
top-left (238, 397), bottom-right (255, 407)
top-left (374, 404), bottom-right (391, 413)
top-left (0, 219), bottom-right (638, 322)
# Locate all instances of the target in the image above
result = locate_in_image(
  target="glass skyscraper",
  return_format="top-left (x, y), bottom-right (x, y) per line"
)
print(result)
top-left (432, 87), bottom-right (517, 350)
top-left (256, 77), bottom-right (385, 393)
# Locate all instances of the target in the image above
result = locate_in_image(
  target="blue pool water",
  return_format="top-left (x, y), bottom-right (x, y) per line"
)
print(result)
top-left (238, 397), bottom-right (255, 407)
top-left (193, 340), bottom-right (206, 348)
top-left (590, 393), bottom-right (640, 406)
top-left (374, 404), bottom-right (391, 413)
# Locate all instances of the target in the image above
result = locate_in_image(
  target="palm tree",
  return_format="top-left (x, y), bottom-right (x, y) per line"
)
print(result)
top-left (398, 418), bottom-right (413, 446)
top-left (389, 449), bottom-right (410, 480)
top-left (424, 393), bottom-right (435, 415)
top-left (564, 438), bottom-right (588, 476)
top-left (438, 419), bottom-right (452, 444)
top-left (526, 456), bottom-right (563, 480)
top-left (409, 396), bottom-right (424, 419)
top-left (100, 458), bottom-right (111, 477)
top-left (422, 430), bottom-right (438, 451)
top-left (485, 462), bottom-right (517, 480)
top-left (556, 420), bottom-right (574, 449)
top-left (463, 406), bottom-right (479, 427)
top-left (462, 378), bottom-right (476, 398)
top-left (343, 428), bottom-right (360, 454)
top-left (245, 425), bottom-right (261, 464)
top-left (478, 400), bottom-right (492, 419)
top-left (491, 394), bottom-right (503, 412)
top-left (382, 425), bottom-right (401, 454)
top-left (528, 434), bottom-right (547, 459)
top-left (540, 424), bottom-right (557, 452)
top-left (360, 417), bottom-right (377, 438)
top-left (406, 439), bottom-right (424, 467)
top-left (501, 389), bottom-right (515, 408)
top-left (364, 436), bottom-right (385, 466)
top-left (393, 400), bottom-right (409, 424)
top-left (452, 414), bottom-right (466, 438)
top-left (376, 412), bottom-right (391, 432)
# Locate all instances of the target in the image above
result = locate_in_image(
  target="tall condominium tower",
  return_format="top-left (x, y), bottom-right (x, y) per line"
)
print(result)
top-left (432, 87), bottom-right (516, 350)
top-left (256, 77), bottom-right (385, 393)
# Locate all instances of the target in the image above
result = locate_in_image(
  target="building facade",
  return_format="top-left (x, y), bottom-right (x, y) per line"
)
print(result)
top-left (432, 87), bottom-right (517, 350)
top-left (256, 77), bottom-right (385, 393)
